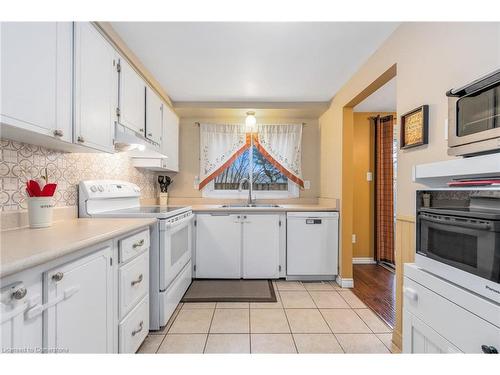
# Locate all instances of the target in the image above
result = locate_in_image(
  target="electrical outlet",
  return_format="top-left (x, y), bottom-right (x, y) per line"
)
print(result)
top-left (304, 180), bottom-right (311, 190)
top-left (366, 172), bottom-right (373, 182)
top-left (352, 234), bottom-right (357, 244)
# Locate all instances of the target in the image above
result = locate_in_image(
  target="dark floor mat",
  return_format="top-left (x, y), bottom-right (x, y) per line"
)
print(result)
top-left (182, 279), bottom-right (276, 303)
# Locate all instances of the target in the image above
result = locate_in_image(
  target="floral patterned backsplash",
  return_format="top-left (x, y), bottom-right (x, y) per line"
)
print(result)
top-left (0, 139), bottom-right (157, 211)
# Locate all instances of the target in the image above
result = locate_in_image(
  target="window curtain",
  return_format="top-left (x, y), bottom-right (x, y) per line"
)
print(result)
top-left (373, 115), bottom-right (395, 264)
top-left (198, 123), bottom-right (250, 190)
top-left (253, 124), bottom-right (304, 188)
top-left (198, 123), bottom-right (304, 190)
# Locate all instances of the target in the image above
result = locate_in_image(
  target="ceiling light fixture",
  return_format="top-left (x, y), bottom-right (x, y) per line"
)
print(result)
top-left (245, 111), bottom-right (256, 132)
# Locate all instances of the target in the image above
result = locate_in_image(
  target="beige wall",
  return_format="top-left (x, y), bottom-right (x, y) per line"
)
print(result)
top-left (319, 22), bottom-right (500, 348)
top-left (168, 115), bottom-right (320, 203)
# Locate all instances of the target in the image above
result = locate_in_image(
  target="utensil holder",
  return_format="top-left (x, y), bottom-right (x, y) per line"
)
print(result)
top-left (158, 193), bottom-right (168, 206)
top-left (27, 197), bottom-right (54, 228)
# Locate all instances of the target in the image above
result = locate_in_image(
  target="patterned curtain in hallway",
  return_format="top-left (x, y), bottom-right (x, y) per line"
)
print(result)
top-left (374, 115), bottom-right (395, 264)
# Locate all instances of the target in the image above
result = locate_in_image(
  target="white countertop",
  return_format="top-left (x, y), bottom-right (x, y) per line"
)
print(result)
top-left (0, 218), bottom-right (156, 278)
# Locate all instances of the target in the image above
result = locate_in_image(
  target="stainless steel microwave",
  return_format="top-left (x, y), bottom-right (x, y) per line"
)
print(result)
top-left (447, 69), bottom-right (500, 157)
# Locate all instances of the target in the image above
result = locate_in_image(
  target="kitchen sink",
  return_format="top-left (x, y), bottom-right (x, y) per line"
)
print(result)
top-left (219, 203), bottom-right (282, 208)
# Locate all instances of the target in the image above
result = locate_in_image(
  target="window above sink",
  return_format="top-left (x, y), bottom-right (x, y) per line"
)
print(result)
top-left (203, 145), bottom-right (299, 199)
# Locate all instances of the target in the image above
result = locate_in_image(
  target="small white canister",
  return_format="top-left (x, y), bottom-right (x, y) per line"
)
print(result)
top-left (27, 197), bottom-right (54, 228)
top-left (158, 192), bottom-right (168, 206)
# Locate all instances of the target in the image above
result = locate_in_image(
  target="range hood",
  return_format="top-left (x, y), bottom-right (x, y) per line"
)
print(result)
top-left (114, 122), bottom-right (161, 154)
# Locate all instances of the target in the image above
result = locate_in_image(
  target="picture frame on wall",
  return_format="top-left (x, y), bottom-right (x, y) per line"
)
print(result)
top-left (400, 105), bottom-right (429, 149)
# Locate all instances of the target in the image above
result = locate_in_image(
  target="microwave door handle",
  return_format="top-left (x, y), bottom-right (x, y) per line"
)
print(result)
top-left (421, 215), bottom-right (492, 230)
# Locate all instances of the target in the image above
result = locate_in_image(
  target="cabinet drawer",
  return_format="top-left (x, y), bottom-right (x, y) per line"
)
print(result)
top-left (119, 251), bottom-right (149, 319)
top-left (160, 261), bottom-right (192, 327)
top-left (404, 277), bottom-right (500, 353)
top-left (119, 295), bottom-right (149, 353)
top-left (119, 229), bottom-right (150, 263)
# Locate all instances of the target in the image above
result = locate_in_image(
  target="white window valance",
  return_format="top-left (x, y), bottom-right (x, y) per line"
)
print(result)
top-left (198, 123), bottom-right (304, 189)
top-left (199, 123), bottom-right (249, 189)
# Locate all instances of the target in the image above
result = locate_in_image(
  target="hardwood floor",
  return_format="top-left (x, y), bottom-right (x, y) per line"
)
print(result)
top-left (352, 264), bottom-right (395, 328)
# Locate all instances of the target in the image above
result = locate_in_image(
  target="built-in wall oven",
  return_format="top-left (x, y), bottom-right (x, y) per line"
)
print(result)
top-left (447, 69), bottom-right (500, 156)
top-left (416, 190), bottom-right (500, 303)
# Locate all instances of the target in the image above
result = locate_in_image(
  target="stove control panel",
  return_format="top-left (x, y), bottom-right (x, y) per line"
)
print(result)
top-left (79, 180), bottom-right (141, 200)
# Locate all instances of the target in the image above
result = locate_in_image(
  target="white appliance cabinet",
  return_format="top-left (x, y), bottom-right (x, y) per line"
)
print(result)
top-left (0, 226), bottom-right (152, 354)
top-left (0, 22), bottom-right (73, 147)
top-left (403, 263), bottom-right (500, 354)
top-left (195, 213), bottom-right (283, 279)
top-left (73, 22), bottom-right (118, 152)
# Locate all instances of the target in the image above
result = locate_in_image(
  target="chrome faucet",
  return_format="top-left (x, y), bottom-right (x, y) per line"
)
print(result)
top-left (238, 178), bottom-right (255, 206)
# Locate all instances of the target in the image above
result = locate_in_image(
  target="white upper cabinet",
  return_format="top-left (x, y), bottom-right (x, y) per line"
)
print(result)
top-left (118, 59), bottom-right (146, 135)
top-left (145, 86), bottom-right (163, 145)
top-left (0, 22), bottom-right (73, 143)
top-left (73, 22), bottom-right (118, 153)
top-left (161, 103), bottom-right (180, 172)
top-left (44, 246), bottom-right (113, 353)
top-left (242, 215), bottom-right (280, 279)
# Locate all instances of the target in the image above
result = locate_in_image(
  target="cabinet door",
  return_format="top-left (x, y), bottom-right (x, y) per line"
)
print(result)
top-left (161, 104), bottom-right (179, 171)
top-left (74, 22), bottom-right (117, 152)
top-left (1, 276), bottom-right (43, 352)
top-left (118, 59), bottom-right (146, 135)
top-left (242, 215), bottom-right (280, 279)
top-left (195, 214), bottom-right (241, 278)
top-left (44, 246), bottom-right (113, 353)
top-left (403, 310), bottom-right (461, 353)
top-left (0, 22), bottom-right (72, 142)
top-left (145, 86), bottom-right (162, 144)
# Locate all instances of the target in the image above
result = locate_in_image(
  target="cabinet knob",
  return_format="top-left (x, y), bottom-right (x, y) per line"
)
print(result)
top-left (148, 133), bottom-right (153, 137)
top-left (53, 129), bottom-right (64, 137)
top-left (139, 128), bottom-right (144, 133)
top-left (131, 321), bottom-right (144, 336)
top-left (77, 136), bottom-right (85, 143)
top-left (52, 272), bottom-right (64, 282)
top-left (12, 287), bottom-right (27, 300)
top-left (133, 239), bottom-right (145, 248)
top-left (481, 345), bottom-right (498, 354)
top-left (131, 274), bottom-right (143, 286)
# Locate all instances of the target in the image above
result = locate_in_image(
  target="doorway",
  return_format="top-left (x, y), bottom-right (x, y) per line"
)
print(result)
top-left (350, 77), bottom-right (397, 327)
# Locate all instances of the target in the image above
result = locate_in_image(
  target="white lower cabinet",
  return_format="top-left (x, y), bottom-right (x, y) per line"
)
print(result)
top-left (403, 264), bottom-right (500, 354)
top-left (1, 274), bottom-right (43, 353)
top-left (242, 215), bottom-right (280, 279)
top-left (195, 214), bottom-right (242, 278)
top-left (195, 213), bottom-right (282, 279)
top-left (44, 246), bottom-right (113, 353)
top-left (0, 226), bottom-right (151, 354)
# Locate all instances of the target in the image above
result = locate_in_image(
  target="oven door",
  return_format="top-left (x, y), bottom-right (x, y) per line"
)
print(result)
top-left (418, 213), bottom-right (500, 283)
top-left (448, 84), bottom-right (500, 149)
top-left (159, 214), bottom-right (194, 291)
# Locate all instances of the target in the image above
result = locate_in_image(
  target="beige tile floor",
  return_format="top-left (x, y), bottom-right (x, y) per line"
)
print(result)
top-left (137, 280), bottom-right (400, 354)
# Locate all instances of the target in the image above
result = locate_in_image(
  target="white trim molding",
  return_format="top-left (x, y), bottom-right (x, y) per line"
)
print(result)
top-left (352, 257), bottom-right (377, 265)
top-left (336, 275), bottom-right (354, 288)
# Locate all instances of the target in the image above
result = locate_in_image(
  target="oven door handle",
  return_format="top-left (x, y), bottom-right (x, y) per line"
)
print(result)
top-left (166, 214), bottom-right (194, 230)
top-left (420, 215), bottom-right (492, 230)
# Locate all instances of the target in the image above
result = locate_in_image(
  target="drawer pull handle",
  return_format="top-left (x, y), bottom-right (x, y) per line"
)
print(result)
top-left (52, 272), bottom-right (64, 282)
top-left (131, 321), bottom-right (143, 336)
top-left (12, 287), bottom-right (27, 300)
top-left (132, 239), bottom-right (145, 248)
top-left (481, 345), bottom-right (498, 354)
top-left (131, 274), bottom-right (143, 286)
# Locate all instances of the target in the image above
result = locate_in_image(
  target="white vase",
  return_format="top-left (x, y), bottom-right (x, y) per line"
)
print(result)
top-left (27, 197), bottom-right (54, 228)
top-left (158, 193), bottom-right (168, 206)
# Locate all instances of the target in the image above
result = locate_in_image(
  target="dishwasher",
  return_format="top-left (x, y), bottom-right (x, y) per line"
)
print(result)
top-left (286, 211), bottom-right (339, 279)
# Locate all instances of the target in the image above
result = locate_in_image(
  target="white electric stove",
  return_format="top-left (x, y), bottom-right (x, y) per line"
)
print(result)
top-left (79, 180), bottom-right (193, 330)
